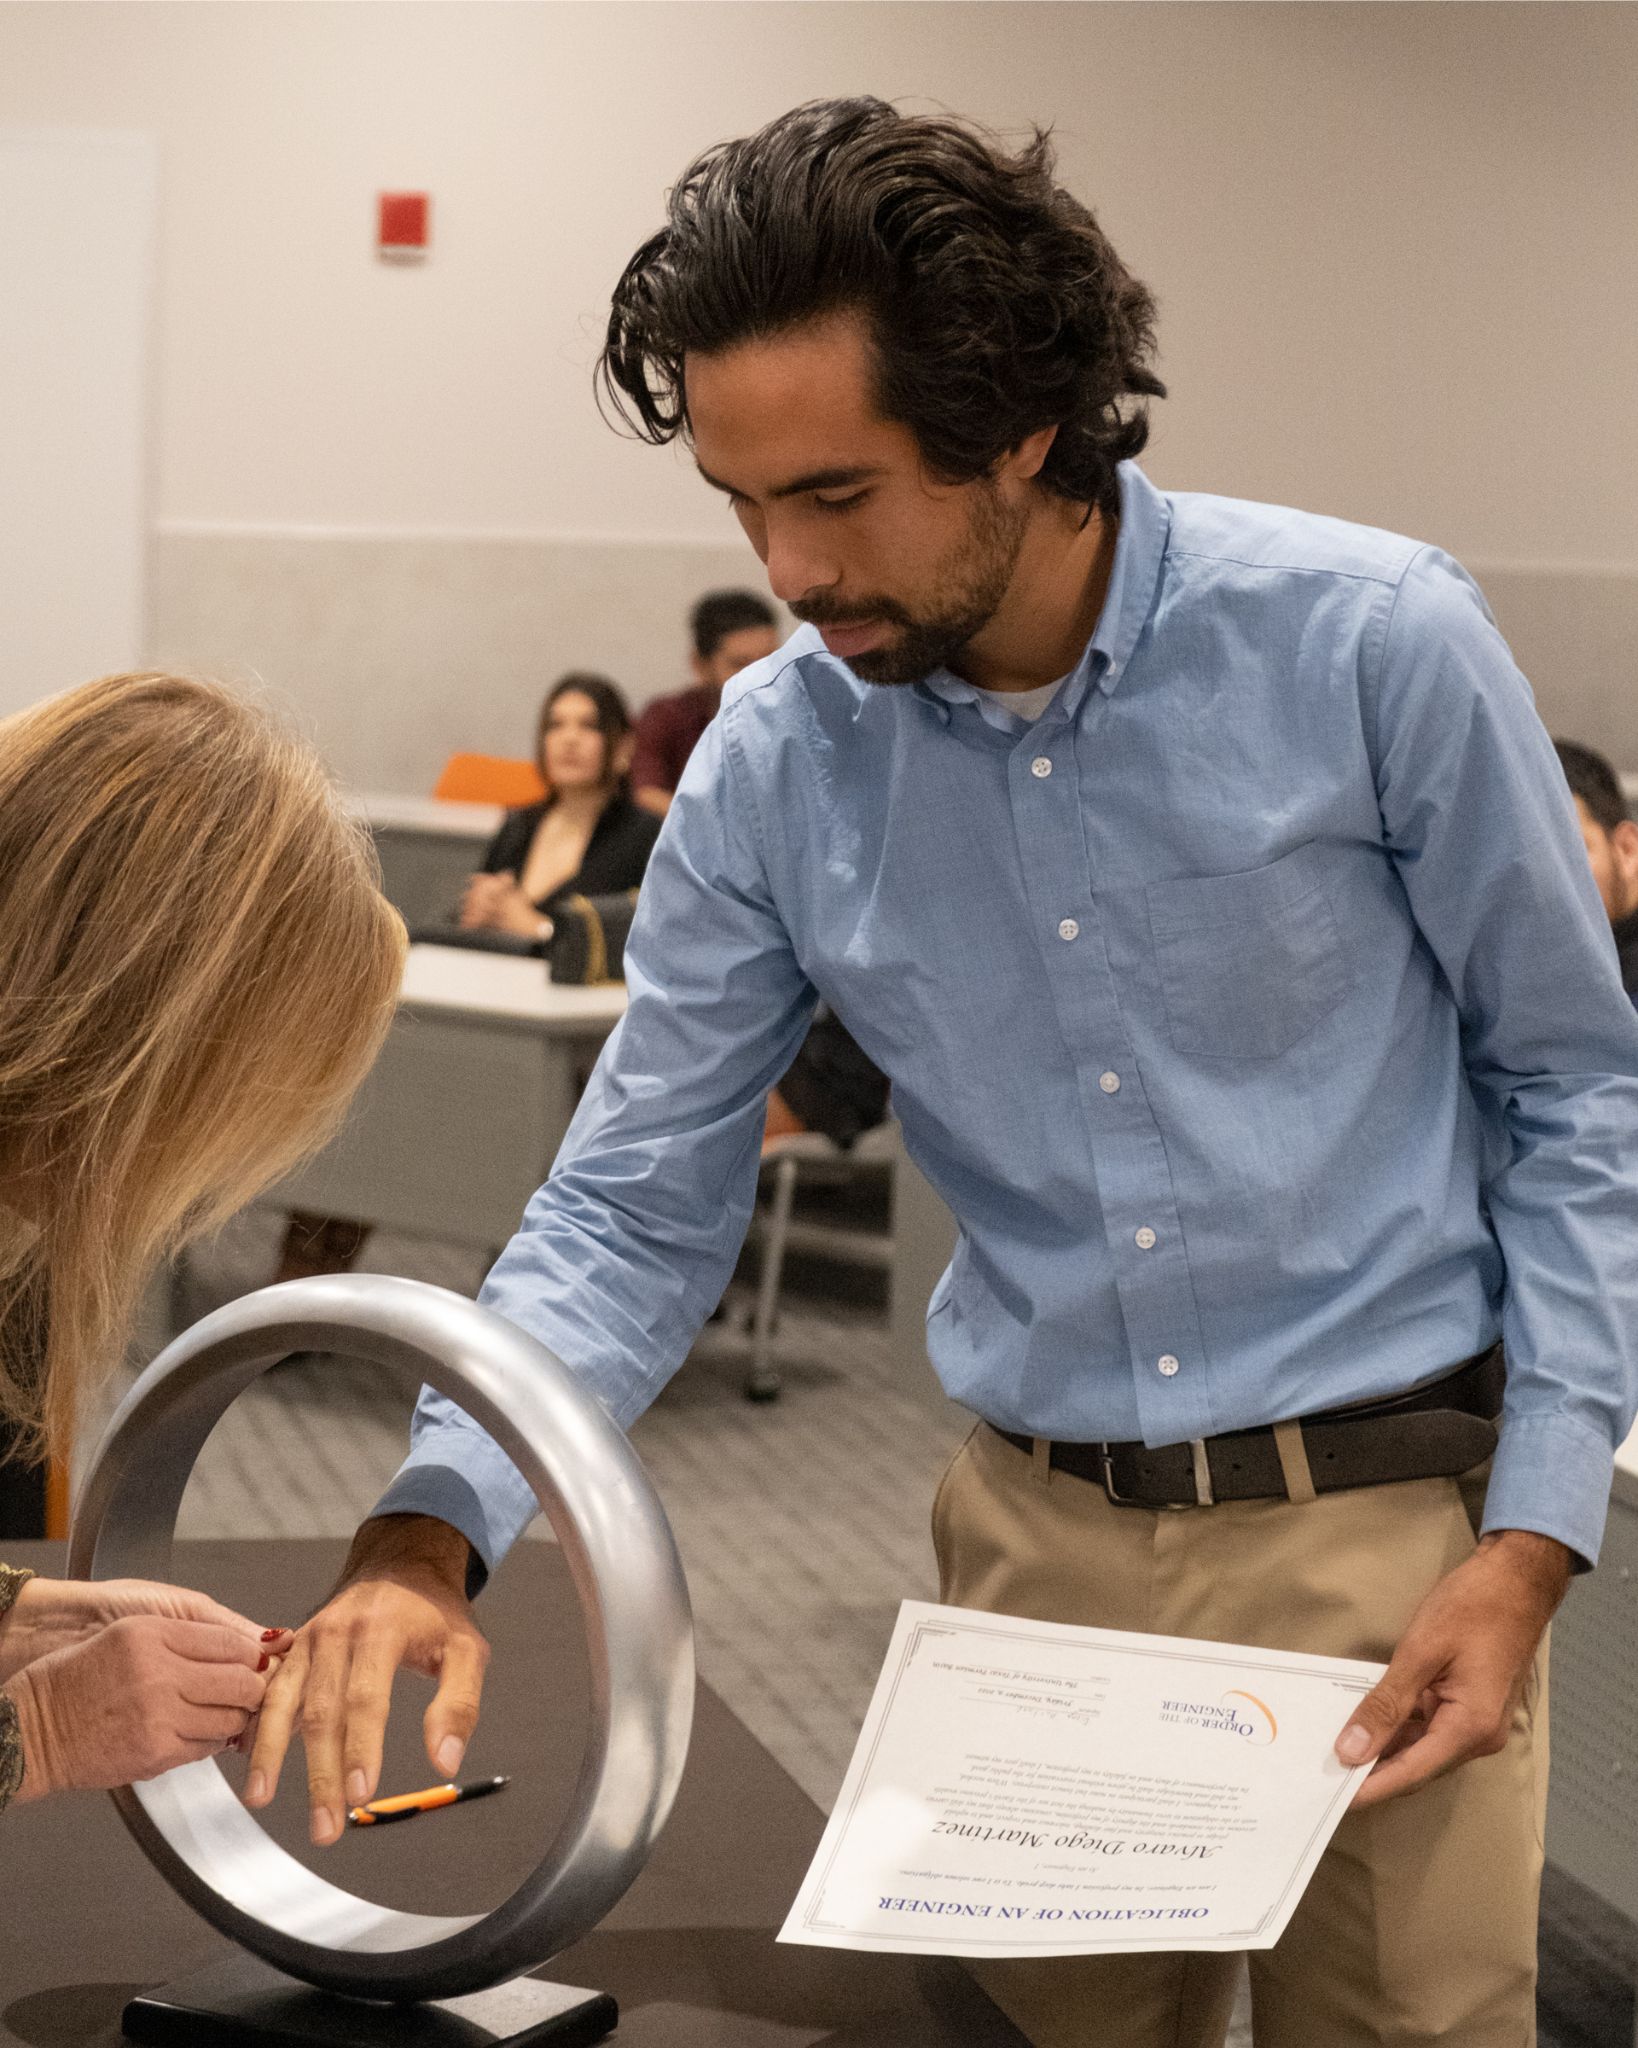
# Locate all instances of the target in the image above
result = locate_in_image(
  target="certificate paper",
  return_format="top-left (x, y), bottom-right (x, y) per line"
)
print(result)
top-left (780, 1601), bottom-right (1383, 1957)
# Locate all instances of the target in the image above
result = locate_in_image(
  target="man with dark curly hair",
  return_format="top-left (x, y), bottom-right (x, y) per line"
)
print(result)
top-left (270, 99), bottom-right (1638, 2048)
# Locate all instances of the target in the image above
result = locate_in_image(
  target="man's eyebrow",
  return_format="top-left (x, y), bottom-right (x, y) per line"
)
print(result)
top-left (694, 462), bottom-right (884, 501)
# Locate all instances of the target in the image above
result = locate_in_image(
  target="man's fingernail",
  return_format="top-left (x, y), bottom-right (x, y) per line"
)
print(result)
top-left (312, 1807), bottom-right (341, 1846)
top-left (1337, 1725), bottom-right (1373, 1764)
top-left (245, 1772), bottom-right (267, 1805)
top-left (347, 1771), bottom-right (368, 1806)
top-left (437, 1737), bottom-right (464, 1777)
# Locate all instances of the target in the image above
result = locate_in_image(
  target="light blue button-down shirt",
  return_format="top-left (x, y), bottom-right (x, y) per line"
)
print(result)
top-left (376, 463), bottom-right (1638, 1572)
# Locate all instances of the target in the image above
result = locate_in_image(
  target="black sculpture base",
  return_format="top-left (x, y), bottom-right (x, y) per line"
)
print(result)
top-left (122, 1953), bottom-right (618, 2047)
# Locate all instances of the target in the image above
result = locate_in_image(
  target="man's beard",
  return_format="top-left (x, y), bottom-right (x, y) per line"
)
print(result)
top-left (794, 484), bottom-right (1028, 688)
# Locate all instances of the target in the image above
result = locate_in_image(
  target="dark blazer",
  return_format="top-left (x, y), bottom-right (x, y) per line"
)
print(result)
top-left (481, 791), bottom-right (661, 913)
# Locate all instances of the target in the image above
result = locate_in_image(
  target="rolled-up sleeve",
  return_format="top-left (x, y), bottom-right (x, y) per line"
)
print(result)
top-left (1367, 548), bottom-right (1638, 1565)
top-left (371, 706), bottom-right (817, 1574)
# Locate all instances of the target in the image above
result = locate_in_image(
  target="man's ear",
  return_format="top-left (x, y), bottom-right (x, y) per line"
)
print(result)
top-left (689, 650), bottom-right (711, 687)
top-left (1612, 815), bottom-right (1638, 877)
top-left (1002, 424), bottom-right (1060, 485)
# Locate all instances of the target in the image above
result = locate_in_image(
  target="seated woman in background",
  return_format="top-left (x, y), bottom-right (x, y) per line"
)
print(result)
top-left (276, 674), bottom-right (659, 1285)
top-left (460, 672), bottom-right (661, 947)
top-left (0, 671), bottom-right (404, 1813)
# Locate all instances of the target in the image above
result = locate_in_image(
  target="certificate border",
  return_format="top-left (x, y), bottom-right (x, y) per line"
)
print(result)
top-left (800, 1615), bottom-right (1369, 1951)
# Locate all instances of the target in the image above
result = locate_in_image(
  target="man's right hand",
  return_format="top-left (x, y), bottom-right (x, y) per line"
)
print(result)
top-left (243, 1514), bottom-right (491, 1847)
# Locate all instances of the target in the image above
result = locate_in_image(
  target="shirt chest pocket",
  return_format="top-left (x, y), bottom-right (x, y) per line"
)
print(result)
top-left (1145, 846), bottom-right (1352, 1059)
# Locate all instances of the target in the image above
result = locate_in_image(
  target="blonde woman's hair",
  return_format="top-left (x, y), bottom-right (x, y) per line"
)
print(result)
top-left (0, 672), bottom-right (406, 1461)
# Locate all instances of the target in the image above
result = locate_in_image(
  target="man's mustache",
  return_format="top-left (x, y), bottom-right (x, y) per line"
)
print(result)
top-left (791, 600), bottom-right (911, 629)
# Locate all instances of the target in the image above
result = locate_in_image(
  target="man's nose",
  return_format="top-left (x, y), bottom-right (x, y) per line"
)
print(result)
top-left (762, 527), bottom-right (839, 608)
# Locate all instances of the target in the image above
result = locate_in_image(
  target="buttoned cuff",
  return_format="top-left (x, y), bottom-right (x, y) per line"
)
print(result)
top-left (1480, 1412), bottom-right (1616, 1571)
top-left (369, 1422), bottom-right (541, 1594)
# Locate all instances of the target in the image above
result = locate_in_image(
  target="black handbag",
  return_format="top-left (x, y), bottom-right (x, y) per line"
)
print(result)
top-left (548, 889), bottom-right (639, 985)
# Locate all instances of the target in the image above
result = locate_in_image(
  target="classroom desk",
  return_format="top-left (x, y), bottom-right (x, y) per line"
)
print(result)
top-left (351, 792), bottom-right (504, 929)
top-left (0, 1539), bottom-right (1023, 2048)
top-left (273, 947), bottom-right (625, 1253)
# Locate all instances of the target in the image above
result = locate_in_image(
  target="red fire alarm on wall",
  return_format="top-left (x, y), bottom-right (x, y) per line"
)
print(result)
top-left (377, 191), bottom-right (430, 262)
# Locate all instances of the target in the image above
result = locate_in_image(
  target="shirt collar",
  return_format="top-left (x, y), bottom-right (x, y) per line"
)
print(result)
top-left (914, 460), bottom-right (1171, 727)
top-left (1088, 460), bottom-right (1170, 697)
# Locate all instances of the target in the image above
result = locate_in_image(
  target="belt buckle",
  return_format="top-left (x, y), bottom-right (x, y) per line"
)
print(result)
top-left (1101, 1441), bottom-right (1217, 1508)
top-left (1097, 1444), bottom-right (1136, 1506)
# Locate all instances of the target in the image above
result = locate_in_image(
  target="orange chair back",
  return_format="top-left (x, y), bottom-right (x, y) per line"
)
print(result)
top-left (433, 753), bottom-right (547, 807)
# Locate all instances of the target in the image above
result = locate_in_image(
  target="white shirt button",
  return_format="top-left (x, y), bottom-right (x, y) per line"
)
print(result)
top-left (1099, 1070), bottom-right (1121, 1094)
top-left (1031, 756), bottom-right (1053, 779)
top-left (1058, 917), bottom-right (1079, 942)
top-left (1157, 1354), bottom-right (1180, 1377)
top-left (1135, 1226), bottom-right (1157, 1250)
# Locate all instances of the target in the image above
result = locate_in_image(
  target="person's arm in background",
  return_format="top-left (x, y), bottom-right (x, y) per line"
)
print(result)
top-left (247, 708), bottom-right (818, 1843)
top-left (630, 696), bottom-right (681, 818)
top-left (459, 808), bottom-right (533, 930)
top-left (1335, 548), bottom-right (1638, 1802)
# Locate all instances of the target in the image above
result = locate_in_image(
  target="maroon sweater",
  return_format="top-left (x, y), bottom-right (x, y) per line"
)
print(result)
top-left (631, 684), bottom-right (718, 797)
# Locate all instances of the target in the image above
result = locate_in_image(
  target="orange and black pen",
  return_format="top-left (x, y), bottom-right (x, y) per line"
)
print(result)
top-left (347, 1776), bottom-right (509, 1828)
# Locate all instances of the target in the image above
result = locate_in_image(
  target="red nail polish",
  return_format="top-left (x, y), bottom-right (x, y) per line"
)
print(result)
top-left (257, 1652), bottom-right (270, 1672)
top-left (261, 1628), bottom-right (288, 1641)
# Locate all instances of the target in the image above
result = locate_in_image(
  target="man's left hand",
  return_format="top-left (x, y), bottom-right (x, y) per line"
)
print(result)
top-left (1336, 1528), bottom-right (1571, 1808)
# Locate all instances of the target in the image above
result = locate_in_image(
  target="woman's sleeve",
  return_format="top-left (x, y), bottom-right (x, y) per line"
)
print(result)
top-left (0, 1565), bottom-right (34, 1814)
top-left (481, 809), bottom-right (531, 877)
top-left (0, 1691), bottom-right (21, 1812)
top-left (560, 800), bottom-right (664, 901)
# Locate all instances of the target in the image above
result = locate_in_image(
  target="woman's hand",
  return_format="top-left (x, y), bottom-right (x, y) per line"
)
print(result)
top-left (460, 870), bottom-right (545, 939)
top-left (487, 879), bottom-right (549, 937)
top-left (458, 872), bottom-right (503, 929)
top-left (5, 1615), bottom-right (288, 1799)
top-left (0, 1575), bottom-right (271, 1684)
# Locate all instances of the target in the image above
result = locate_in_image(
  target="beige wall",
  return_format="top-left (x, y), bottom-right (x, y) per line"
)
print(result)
top-left (2, 3), bottom-right (1634, 782)
top-left (148, 527), bottom-right (761, 791)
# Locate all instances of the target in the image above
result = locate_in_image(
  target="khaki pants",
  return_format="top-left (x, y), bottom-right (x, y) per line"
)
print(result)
top-left (932, 1424), bottom-right (1548, 2048)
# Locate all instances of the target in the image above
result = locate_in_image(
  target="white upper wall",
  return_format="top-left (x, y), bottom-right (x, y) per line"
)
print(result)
top-left (1, 1), bottom-right (1633, 567)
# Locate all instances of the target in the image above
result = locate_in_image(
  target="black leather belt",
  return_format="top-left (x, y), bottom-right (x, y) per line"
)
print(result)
top-left (995, 1346), bottom-right (1504, 1508)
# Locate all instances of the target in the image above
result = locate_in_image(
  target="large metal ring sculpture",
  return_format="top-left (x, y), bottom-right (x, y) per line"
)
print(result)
top-left (68, 1274), bottom-right (695, 2003)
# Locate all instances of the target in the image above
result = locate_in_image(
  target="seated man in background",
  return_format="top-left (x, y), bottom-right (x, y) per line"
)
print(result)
top-left (630, 589), bottom-right (779, 818)
top-left (633, 591), bottom-right (888, 1151)
top-left (764, 1008), bottom-right (889, 1151)
top-left (1554, 737), bottom-right (1638, 998)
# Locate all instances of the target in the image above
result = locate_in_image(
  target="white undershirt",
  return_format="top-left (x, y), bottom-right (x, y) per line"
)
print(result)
top-left (966, 676), bottom-right (1065, 724)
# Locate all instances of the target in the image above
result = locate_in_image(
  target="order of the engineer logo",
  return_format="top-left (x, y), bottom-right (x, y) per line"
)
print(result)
top-left (1158, 1690), bottom-right (1278, 1745)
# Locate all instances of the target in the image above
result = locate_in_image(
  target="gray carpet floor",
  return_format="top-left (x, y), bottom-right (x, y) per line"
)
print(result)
top-left (118, 1206), bottom-right (1633, 2048)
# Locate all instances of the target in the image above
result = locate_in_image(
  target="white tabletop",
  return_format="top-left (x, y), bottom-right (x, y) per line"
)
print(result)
top-left (399, 943), bottom-right (628, 1029)
top-left (349, 790), bottom-right (505, 837)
